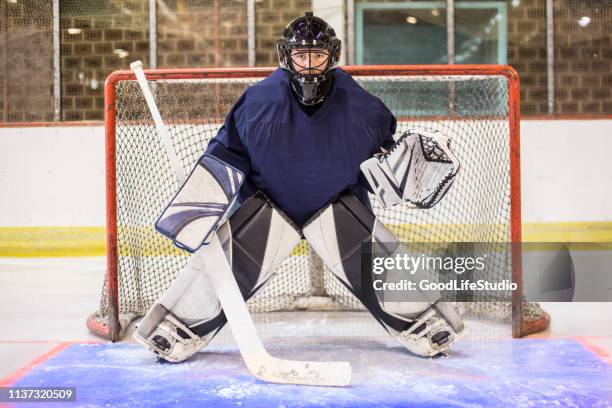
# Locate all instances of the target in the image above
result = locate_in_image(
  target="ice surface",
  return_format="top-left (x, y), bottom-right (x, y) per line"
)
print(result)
top-left (8, 312), bottom-right (612, 407)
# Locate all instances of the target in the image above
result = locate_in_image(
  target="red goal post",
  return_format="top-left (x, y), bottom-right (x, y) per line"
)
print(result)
top-left (90, 65), bottom-right (523, 342)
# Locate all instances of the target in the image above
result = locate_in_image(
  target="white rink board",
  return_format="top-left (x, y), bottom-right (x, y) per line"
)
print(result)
top-left (0, 120), bottom-right (610, 227)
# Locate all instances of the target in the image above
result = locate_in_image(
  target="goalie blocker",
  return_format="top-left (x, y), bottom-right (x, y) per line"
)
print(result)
top-left (134, 193), bottom-right (301, 362)
top-left (155, 153), bottom-right (244, 252)
top-left (303, 191), bottom-right (465, 357)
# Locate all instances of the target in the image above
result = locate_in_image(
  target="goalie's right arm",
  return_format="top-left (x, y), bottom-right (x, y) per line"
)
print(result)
top-left (155, 91), bottom-right (254, 252)
top-left (205, 90), bottom-right (252, 180)
top-left (155, 153), bottom-right (244, 252)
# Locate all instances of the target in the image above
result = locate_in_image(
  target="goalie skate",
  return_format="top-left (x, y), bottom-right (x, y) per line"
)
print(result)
top-left (134, 303), bottom-right (217, 363)
top-left (389, 301), bottom-right (465, 357)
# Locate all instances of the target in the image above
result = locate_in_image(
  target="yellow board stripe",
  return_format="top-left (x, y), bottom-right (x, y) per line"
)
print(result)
top-left (1, 222), bottom-right (611, 258)
top-left (522, 222), bottom-right (612, 243)
top-left (0, 227), bottom-right (106, 257)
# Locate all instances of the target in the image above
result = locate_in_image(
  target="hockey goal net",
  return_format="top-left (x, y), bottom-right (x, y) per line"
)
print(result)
top-left (88, 65), bottom-right (535, 342)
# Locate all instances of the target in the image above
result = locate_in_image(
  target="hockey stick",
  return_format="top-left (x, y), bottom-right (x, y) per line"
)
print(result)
top-left (130, 60), bottom-right (351, 386)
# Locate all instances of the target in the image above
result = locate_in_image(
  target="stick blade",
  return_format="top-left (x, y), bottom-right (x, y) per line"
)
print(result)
top-left (253, 358), bottom-right (351, 387)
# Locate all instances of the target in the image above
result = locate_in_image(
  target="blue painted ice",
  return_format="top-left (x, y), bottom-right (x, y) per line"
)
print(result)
top-left (10, 334), bottom-right (612, 407)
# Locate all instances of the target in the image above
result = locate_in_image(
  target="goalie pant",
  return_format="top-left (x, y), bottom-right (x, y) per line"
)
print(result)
top-left (134, 192), bottom-right (301, 362)
top-left (302, 191), bottom-right (465, 357)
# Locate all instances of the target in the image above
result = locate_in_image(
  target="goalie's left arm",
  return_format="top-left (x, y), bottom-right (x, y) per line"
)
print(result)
top-left (360, 129), bottom-right (460, 209)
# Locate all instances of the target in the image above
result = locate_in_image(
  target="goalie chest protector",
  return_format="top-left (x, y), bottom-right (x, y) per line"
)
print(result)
top-left (206, 68), bottom-right (396, 226)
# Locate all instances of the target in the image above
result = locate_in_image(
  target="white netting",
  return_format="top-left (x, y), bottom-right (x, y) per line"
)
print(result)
top-left (91, 70), bottom-right (529, 338)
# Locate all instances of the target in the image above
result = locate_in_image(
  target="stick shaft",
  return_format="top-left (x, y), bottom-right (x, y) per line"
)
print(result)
top-left (131, 61), bottom-right (186, 184)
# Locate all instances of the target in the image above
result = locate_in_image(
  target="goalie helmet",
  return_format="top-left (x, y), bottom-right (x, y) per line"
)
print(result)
top-left (277, 12), bottom-right (341, 106)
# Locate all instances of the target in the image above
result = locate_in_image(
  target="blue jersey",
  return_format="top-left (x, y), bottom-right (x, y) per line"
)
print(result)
top-left (206, 67), bottom-right (396, 226)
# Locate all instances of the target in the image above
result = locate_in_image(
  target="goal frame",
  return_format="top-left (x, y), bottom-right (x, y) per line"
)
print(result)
top-left (92, 65), bottom-right (522, 341)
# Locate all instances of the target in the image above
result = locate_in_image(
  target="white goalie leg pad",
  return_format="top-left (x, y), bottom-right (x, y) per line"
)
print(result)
top-left (133, 248), bottom-right (222, 363)
top-left (155, 153), bottom-right (244, 252)
top-left (135, 193), bottom-right (301, 363)
top-left (219, 192), bottom-right (302, 298)
top-left (303, 192), bottom-right (464, 357)
top-left (360, 129), bottom-right (460, 208)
